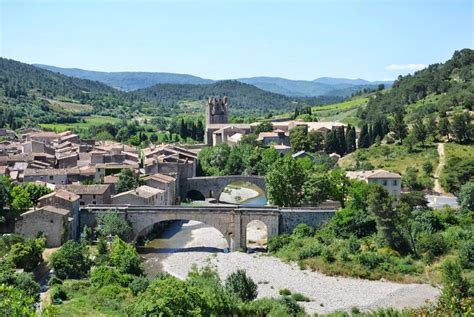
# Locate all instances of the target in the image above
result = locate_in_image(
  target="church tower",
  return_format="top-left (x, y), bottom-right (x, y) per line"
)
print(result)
top-left (206, 96), bottom-right (229, 125)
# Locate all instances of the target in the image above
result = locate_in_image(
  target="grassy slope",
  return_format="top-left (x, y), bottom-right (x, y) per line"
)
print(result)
top-left (39, 116), bottom-right (121, 132)
top-left (338, 144), bottom-right (439, 176)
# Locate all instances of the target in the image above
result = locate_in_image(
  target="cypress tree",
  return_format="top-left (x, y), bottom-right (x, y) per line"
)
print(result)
top-left (337, 127), bottom-right (346, 155)
top-left (358, 124), bottom-right (370, 148)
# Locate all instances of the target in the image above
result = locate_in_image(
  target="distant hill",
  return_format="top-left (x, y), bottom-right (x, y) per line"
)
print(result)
top-left (131, 80), bottom-right (326, 117)
top-left (34, 64), bottom-right (392, 97)
top-left (34, 64), bottom-right (214, 91)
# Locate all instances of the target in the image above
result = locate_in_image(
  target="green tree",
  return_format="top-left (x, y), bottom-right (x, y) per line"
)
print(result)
top-left (458, 181), bottom-right (474, 211)
top-left (255, 121), bottom-right (273, 134)
top-left (328, 169), bottom-right (350, 208)
top-left (307, 131), bottom-right (324, 152)
top-left (451, 112), bottom-right (472, 143)
top-left (7, 237), bottom-right (45, 271)
top-left (115, 169), bottom-right (139, 193)
top-left (265, 155), bottom-right (306, 206)
top-left (289, 126), bottom-right (309, 152)
top-left (0, 176), bottom-right (13, 222)
top-left (129, 276), bottom-right (209, 316)
top-left (303, 173), bottom-right (331, 206)
top-left (422, 161), bottom-right (434, 175)
top-left (404, 131), bottom-right (417, 153)
top-left (346, 126), bottom-right (357, 153)
top-left (425, 115), bottom-right (438, 140)
top-left (109, 237), bottom-right (143, 275)
top-left (390, 110), bottom-right (408, 143)
top-left (96, 212), bottom-right (133, 241)
top-left (50, 240), bottom-right (91, 280)
top-left (413, 121), bottom-right (427, 146)
top-left (438, 260), bottom-right (470, 314)
top-left (225, 269), bottom-right (258, 302)
top-left (20, 182), bottom-right (52, 204)
top-left (357, 124), bottom-right (370, 148)
top-left (438, 117), bottom-right (450, 141)
top-left (367, 184), bottom-right (397, 249)
top-left (0, 285), bottom-right (36, 317)
top-left (10, 186), bottom-right (33, 215)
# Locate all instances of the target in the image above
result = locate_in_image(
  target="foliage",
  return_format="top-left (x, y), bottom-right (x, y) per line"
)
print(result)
top-left (0, 284), bottom-right (36, 317)
top-left (129, 276), bottom-right (149, 296)
top-left (115, 169), bottom-right (140, 194)
top-left (20, 182), bottom-right (52, 204)
top-left (108, 236), bottom-right (143, 276)
top-left (438, 259), bottom-right (471, 315)
top-left (90, 266), bottom-right (133, 288)
top-left (458, 180), bottom-right (474, 211)
top-left (7, 236), bottom-right (45, 271)
top-left (441, 155), bottom-right (474, 193)
top-left (292, 224), bottom-right (315, 238)
top-left (50, 240), bottom-right (92, 279)
top-left (96, 212), bottom-right (133, 241)
top-left (10, 185), bottom-right (33, 215)
top-left (224, 269), bottom-right (258, 302)
top-left (265, 155), bottom-right (306, 206)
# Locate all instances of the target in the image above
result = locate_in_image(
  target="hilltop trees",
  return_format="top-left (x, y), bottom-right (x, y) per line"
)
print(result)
top-left (390, 110), bottom-right (408, 143)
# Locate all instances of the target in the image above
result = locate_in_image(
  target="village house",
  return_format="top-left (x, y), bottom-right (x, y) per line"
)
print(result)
top-left (143, 173), bottom-right (177, 205)
top-left (257, 130), bottom-right (289, 146)
top-left (111, 185), bottom-right (166, 205)
top-left (59, 184), bottom-right (112, 205)
top-left (346, 169), bottom-right (402, 198)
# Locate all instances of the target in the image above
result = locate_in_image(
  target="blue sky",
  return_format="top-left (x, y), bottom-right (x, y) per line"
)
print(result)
top-left (1, 0), bottom-right (472, 81)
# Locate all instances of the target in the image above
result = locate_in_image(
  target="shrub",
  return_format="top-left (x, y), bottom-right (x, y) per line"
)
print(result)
top-left (279, 296), bottom-right (305, 316)
top-left (356, 251), bottom-right (385, 269)
top-left (291, 293), bottom-right (310, 302)
top-left (417, 233), bottom-right (448, 257)
top-left (321, 247), bottom-right (336, 263)
top-left (279, 288), bottom-right (291, 296)
top-left (268, 234), bottom-right (292, 253)
top-left (297, 243), bottom-right (322, 260)
top-left (90, 266), bottom-right (132, 288)
top-left (96, 213), bottom-right (133, 241)
top-left (129, 276), bottom-right (149, 296)
top-left (225, 269), bottom-right (258, 302)
top-left (7, 237), bottom-right (45, 271)
top-left (108, 237), bottom-right (143, 276)
top-left (50, 285), bottom-right (68, 301)
top-left (438, 260), bottom-right (470, 314)
top-left (94, 284), bottom-right (130, 311)
top-left (50, 241), bottom-right (91, 280)
top-left (292, 224), bottom-right (315, 238)
top-left (459, 239), bottom-right (474, 269)
top-left (48, 276), bottom-right (63, 287)
top-left (347, 236), bottom-right (361, 254)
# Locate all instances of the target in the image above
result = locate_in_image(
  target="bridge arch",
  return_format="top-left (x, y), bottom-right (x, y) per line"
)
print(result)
top-left (182, 176), bottom-right (266, 202)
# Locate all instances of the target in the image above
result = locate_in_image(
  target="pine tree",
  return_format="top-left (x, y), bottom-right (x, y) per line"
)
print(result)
top-left (438, 117), bottom-right (450, 141)
top-left (358, 124), bottom-right (370, 148)
top-left (390, 110), bottom-right (408, 144)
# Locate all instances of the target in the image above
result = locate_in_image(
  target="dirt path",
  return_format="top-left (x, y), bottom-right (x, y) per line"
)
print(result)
top-left (433, 143), bottom-right (446, 194)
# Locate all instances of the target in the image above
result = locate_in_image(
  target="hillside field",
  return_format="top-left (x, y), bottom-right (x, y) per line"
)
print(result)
top-left (39, 116), bottom-right (121, 132)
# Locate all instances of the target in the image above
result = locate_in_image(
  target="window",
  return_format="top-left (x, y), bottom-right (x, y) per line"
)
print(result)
top-left (93, 194), bottom-right (96, 199)
top-left (80, 201), bottom-right (85, 205)
top-left (49, 175), bottom-right (53, 180)
top-left (92, 201), bottom-right (96, 204)
top-left (393, 180), bottom-right (397, 186)
top-left (382, 180), bottom-right (388, 186)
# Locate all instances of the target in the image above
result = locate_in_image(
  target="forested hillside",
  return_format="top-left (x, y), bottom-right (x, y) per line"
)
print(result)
top-left (359, 49), bottom-right (473, 123)
top-left (132, 80), bottom-right (339, 118)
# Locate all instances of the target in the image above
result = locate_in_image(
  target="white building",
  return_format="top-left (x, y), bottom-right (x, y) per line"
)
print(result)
top-left (346, 169), bottom-right (402, 198)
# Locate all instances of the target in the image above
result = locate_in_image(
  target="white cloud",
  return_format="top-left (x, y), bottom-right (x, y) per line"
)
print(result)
top-left (385, 63), bottom-right (427, 71)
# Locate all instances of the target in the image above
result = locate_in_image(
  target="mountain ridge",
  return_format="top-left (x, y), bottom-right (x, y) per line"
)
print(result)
top-left (34, 64), bottom-right (392, 97)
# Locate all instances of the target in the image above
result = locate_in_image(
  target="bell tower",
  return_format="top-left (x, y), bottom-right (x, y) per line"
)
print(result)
top-left (206, 96), bottom-right (229, 125)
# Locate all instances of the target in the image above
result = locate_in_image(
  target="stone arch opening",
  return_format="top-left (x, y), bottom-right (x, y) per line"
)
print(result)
top-left (218, 181), bottom-right (267, 205)
top-left (246, 219), bottom-right (268, 251)
top-left (136, 219), bottom-right (230, 253)
top-left (186, 190), bottom-right (206, 201)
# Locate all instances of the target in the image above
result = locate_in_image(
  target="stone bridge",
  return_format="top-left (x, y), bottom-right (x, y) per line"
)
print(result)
top-left (79, 205), bottom-right (335, 251)
top-left (180, 175), bottom-right (266, 201)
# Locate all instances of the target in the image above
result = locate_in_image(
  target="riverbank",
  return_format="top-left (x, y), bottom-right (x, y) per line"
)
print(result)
top-left (141, 221), bottom-right (440, 315)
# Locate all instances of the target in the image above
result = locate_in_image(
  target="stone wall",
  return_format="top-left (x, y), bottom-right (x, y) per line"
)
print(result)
top-left (181, 176), bottom-right (266, 200)
top-left (279, 209), bottom-right (335, 233)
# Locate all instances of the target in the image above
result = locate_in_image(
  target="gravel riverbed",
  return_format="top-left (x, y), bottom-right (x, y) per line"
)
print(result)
top-left (143, 221), bottom-right (440, 315)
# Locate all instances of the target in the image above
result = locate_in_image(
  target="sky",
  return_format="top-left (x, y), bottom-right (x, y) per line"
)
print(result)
top-left (1, 0), bottom-right (472, 81)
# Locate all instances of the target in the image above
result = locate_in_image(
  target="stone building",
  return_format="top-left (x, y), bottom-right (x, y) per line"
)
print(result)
top-left (346, 170), bottom-right (402, 198)
top-left (60, 184), bottom-right (112, 206)
top-left (143, 173), bottom-right (176, 205)
top-left (111, 185), bottom-right (166, 205)
top-left (15, 206), bottom-right (72, 247)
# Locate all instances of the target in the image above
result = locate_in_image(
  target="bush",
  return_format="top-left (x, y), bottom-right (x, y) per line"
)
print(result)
top-left (108, 237), bottom-right (143, 276)
top-left (417, 233), bottom-right (448, 257)
top-left (321, 247), bottom-right (336, 263)
top-left (459, 239), bottom-right (474, 269)
top-left (48, 276), bottom-right (63, 287)
top-left (225, 269), bottom-right (258, 302)
top-left (96, 213), bottom-right (133, 241)
top-left (279, 296), bottom-right (305, 316)
top-left (291, 293), bottom-right (311, 302)
top-left (50, 285), bottom-right (68, 301)
top-left (297, 243), bottom-right (322, 260)
top-left (292, 224), bottom-right (315, 238)
top-left (93, 284), bottom-right (131, 311)
top-left (356, 251), bottom-right (385, 269)
top-left (7, 237), bottom-right (45, 271)
top-left (129, 276), bottom-right (149, 296)
top-left (90, 266), bottom-right (133, 288)
top-left (279, 288), bottom-right (292, 296)
top-left (50, 241), bottom-right (91, 280)
top-left (268, 234), bottom-right (292, 253)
